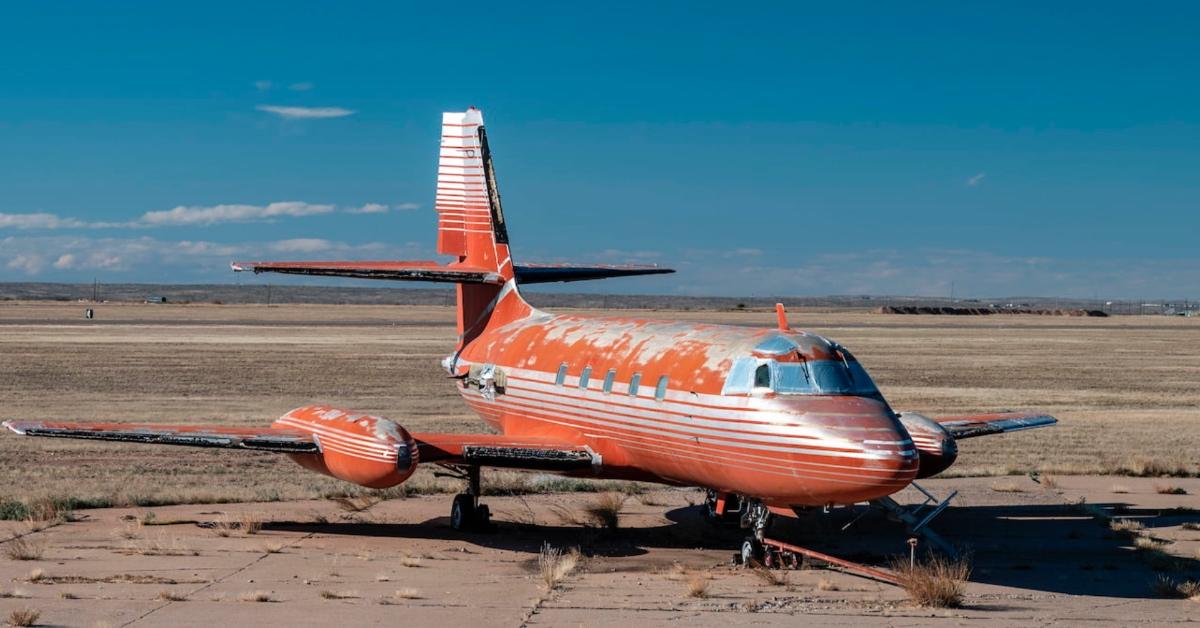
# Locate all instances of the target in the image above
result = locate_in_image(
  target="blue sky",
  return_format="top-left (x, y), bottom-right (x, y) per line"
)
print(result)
top-left (1, 2), bottom-right (1197, 298)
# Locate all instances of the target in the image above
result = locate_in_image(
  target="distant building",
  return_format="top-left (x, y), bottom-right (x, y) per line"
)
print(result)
top-left (144, 296), bottom-right (168, 304)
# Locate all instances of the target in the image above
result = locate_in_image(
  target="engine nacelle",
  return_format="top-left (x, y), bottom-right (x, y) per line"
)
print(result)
top-left (898, 412), bottom-right (958, 479)
top-left (273, 405), bottom-right (418, 488)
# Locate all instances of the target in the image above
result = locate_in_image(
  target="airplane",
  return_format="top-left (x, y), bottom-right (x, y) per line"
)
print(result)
top-left (3, 107), bottom-right (1055, 568)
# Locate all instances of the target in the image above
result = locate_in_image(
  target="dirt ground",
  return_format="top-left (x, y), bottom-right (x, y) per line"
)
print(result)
top-left (1, 301), bottom-right (1199, 624)
top-left (1, 477), bottom-right (1199, 626)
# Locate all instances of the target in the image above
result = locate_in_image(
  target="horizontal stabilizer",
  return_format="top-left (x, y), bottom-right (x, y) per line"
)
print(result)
top-left (3, 420), bottom-right (318, 453)
top-left (232, 260), bottom-right (503, 284)
top-left (513, 263), bottom-right (674, 284)
top-left (936, 412), bottom-right (1057, 440)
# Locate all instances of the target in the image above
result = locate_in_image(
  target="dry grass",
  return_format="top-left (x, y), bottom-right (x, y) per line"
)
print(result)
top-left (6, 608), bottom-right (40, 627)
top-left (394, 588), bottom-right (422, 599)
top-left (989, 481), bottom-right (1023, 493)
top-left (25, 569), bottom-right (45, 583)
top-left (157, 590), bottom-right (187, 602)
top-left (1110, 484), bottom-right (1131, 494)
top-left (330, 495), bottom-right (383, 513)
top-left (751, 567), bottom-right (788, 587)
top-left (817, 577), bottom-right (839, 591)
top-left (262, 541), bottom-right (285, 554)
top-left (4, 537), bottom-right (45, 561)
top-left (1039, 475), bottom-right (1060, 490)
top-left (124, 533), bottom-right (196, 557)
top-left (891, 555), bottom-right (972, 608)
top-left (1182, 522), bottom-right (1200, 531)
top-left (685, 572), bottom-right (711, 598)
top-left (1154, 575), bottom-right (1200, 599)
top-left (1154, 484), bottom-right (1188, 495)
top-left (582, 492), bottom-right (626, 529)
top-left (538, 543), bottom-right (581, 590)
top-left (319, 590), bottom-right (358, 600)
top-left (400, 555), bottom-right (422, 568)
top-left (1110, 519), bottom-right (1146, 535)
top-left (238, 590), bottom-right (274, 603)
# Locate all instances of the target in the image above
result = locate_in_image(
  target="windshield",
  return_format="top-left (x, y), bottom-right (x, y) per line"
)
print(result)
top-left (721, 341), bottom-right (880, 396)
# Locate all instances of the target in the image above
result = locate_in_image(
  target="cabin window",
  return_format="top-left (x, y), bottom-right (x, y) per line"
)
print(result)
top-left (754, 363), bottom-right (771, 388)
top-left (628, 372), bottom-right (642, 397)
top-left (579, 366), bottom-right (592, 390)
top-left (602, 369), bottom-right (616, 394)
top-left (654, 375), bottom-right (669, 401)
top-left (555, 363), bottom-right (568, 386)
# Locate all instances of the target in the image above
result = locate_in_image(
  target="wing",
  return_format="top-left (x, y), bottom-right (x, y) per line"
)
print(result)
top-left (935, 412), bottom-right (1057, 440)
top-left (231, 260), bottom-right (503, 284)
top-left (2, 420), bottom-right (318, 453)
top-left (412, 433), bottom-right (597, 471)
top-left (2, 420), bottom-right (597, 472)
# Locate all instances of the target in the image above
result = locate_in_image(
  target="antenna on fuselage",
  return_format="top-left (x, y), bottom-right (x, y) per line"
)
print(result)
top-left (775, 303), bottom-right (790, 331)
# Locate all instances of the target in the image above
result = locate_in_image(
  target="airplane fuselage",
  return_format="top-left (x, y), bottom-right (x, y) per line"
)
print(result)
top-left (453, 306), bottom-right (919, 507)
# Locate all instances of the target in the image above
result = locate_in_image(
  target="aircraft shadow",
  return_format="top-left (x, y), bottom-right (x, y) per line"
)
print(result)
top-left (266, 501), bottom-right (1200, 599)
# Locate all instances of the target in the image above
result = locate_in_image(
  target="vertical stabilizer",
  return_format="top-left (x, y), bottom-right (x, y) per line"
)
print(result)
top-left (436, 108), bottom-right (527, 346)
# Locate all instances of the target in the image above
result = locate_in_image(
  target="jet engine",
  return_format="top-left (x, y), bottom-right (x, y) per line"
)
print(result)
top-left (272, 405), bottom-right (419, 488)
top-left (897, 412), bottom-right (958, 479)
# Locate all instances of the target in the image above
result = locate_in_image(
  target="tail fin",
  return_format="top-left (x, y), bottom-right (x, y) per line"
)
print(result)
top-left (436, 108), bottom-right (526, 345)
top-left (436, 108), bottom-right (513, 281)
top-left (231, 107), bottom-right (674, 346)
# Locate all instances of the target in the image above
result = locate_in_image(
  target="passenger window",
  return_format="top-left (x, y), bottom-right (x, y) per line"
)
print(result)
top-left (555, 363), bottom-right (568, 386)
top-left (579, 366), bottom-right (592, 390)
top-left (629, 372), bottom-right (642, 397)
top-left (655, 375), bottom-right (669, 401)
top-left (754, 363), bottom-right (771, 388)
top-left (603, 369), bottom-right (616, 394)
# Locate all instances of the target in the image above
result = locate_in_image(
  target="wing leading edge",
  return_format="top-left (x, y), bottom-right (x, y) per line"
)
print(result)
top-left (231, 260), bottom-right (673, 285)
top-left (935, 412), bottom-right (1057, 440)
top-left (2, 420), bottom-right (318, 453)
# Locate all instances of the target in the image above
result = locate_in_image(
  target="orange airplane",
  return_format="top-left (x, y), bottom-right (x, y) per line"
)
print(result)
top-left (3, 108), bottom-right (1054, 566)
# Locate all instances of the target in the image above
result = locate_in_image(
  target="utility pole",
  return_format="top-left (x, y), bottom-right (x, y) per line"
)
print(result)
top-left (92, 278), bottom-right (98, 303)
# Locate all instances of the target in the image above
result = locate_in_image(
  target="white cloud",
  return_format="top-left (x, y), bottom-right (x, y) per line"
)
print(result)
top-left (268, 238), bottom-right (334, 253)
top-left (966, 172), bottom-right (986, 187)
top-left (288, 82), bottom-right (314, 91)
top-left (255, 80), bottom-right (274, 91)
top-left (6, 254), bottom-right (45, 275)
top-left (139, 202), bottom-right (335, 226)
top-left (394, 202), bottom-right (420, 211)
top-left (344, 203), bottom-right (390, 214)
top-left (256, 105), bottom-right (355, 120)
top-left (0, 212), bottom-right (89, 230)
top-left (52, 254), bottom-right (76, 269)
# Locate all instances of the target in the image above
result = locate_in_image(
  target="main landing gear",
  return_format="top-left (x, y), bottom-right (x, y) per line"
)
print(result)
top-left (442, 465), bottom-right (491, 532)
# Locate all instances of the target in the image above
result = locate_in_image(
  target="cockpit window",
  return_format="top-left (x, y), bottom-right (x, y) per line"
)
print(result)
top-left (753, 363), bottom-right (771, 388)
top-left (721, 345), bottom-right (880, 396)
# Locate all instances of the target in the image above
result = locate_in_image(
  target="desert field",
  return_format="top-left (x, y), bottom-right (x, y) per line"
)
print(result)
top-left (1, 301), bottom-right (1199, 625)
top-left (1, 301), bottom-right (1197, 507)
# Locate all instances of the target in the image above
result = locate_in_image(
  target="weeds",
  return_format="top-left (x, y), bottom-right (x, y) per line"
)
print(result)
top-left (6, 608), bottom-right (40, 627)
top-left (583, 493), bottom-right (626, 530)
top-left (1110, 519), bottom-right (1145, 535)
top-left (4, 537), bottom-right (45, 561)
top-left (686, 573), bottom-right (711, 598)
top-left (989, 481), bottom-right (1023, 493)
top-left (1154, 484), bottom-right (1188, 495)
top-left (400, 555), bottom-right (422, 568)
top-left (890, 555), bottom-right (971, 608)
top-left (320, 590), bottom-right (358, 600)
top-left (538, 543), bottom-right (581, 590)
top-left (238, 590), bottom-right (274, 603)
top-left (157, 590), bottom-right (187, 602)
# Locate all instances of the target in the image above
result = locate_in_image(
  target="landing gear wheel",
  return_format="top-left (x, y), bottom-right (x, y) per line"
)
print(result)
top-left (450, 494), bottom-right (476, 531)
top-left (740, 536), bottom-right (763, 567)
top-left (475, 504), bottom-right (492, 530)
